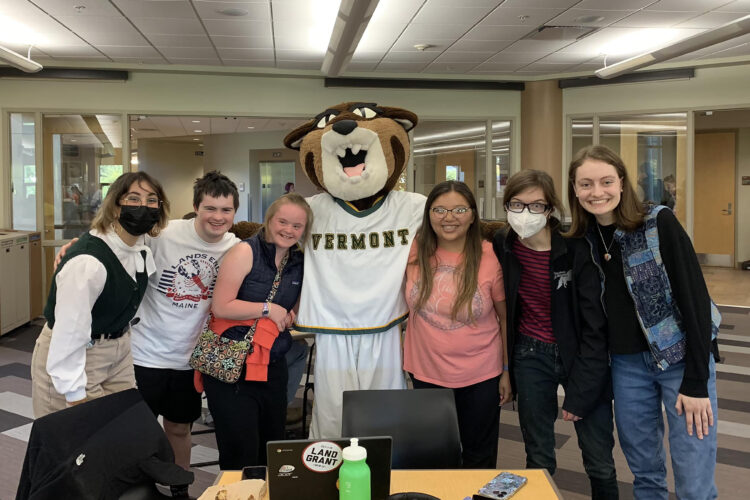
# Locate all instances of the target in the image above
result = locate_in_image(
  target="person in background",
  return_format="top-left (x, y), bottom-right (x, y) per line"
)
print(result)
top-left (492, 170), bottom-right (618, 499)
top-left (202, 193), bottom-right (311, 469)
top-left (32, 172), bottom-right (169, 418)
top-left (284, 182), bottom-right (295, 194)
top-left (568, 145), bottom-right (720, 500)
top-left (403, 180), bottom-right (510, 468)
top-left (661, 174), bottom-right (677, 210)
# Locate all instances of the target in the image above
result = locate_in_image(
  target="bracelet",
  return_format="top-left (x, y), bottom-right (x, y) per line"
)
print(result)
top-left (503, 364), bottom-right (509, 371)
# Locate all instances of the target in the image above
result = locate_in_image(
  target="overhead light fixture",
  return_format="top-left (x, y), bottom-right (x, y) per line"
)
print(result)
top-left (596, 13), bottom-right (750, 79)
top-left (0, 45), bottom-right (42, 73)
top-left (321, 0), bottom-right (380, 77)
top-left (191, 120), bottom-right (201, 123)
top-left (194, 129), bottom-right (202, 133)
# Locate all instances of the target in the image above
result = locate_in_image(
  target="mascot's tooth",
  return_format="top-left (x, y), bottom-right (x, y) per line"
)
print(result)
top-left (351, 144), bottom-right (361, 155)
top-left (336, 148), bottom-right (346, 158)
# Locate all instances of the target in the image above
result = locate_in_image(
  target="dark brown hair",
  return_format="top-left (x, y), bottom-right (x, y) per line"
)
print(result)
top-left (193, 170), bottom-right (239, 210)
top-left (412, 181), bottom-right (481, 322)
top-left (566, 145), bottom-right (645, 237)
top-left (503, 169), bottom-right (563, 223)
top-left (91, 171), bottom-right (170, 237)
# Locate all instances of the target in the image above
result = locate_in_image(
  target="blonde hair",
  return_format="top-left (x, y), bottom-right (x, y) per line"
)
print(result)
top-left (91, 172), bottom-right (170, 237)
top-left (262, 193), bottom-right (314, 245)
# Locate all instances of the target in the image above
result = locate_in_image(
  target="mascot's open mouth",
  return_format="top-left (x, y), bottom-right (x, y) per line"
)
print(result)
top-left (337, 146), bottom-right (368, 177)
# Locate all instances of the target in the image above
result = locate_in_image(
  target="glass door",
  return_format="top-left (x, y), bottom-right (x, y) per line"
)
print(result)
top-left (259, 161), bottom-right (295, 220)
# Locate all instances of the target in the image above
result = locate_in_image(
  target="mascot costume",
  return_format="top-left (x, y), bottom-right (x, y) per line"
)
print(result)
top-left (284, 102), bottom-right (426, 438)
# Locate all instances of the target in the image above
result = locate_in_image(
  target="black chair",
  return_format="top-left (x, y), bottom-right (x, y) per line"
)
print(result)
top-left (341, 388), bottom-right (462, 469)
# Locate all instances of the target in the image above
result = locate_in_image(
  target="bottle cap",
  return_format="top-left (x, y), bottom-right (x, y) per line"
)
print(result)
top-left (342, 437), bottom-right (367, 461)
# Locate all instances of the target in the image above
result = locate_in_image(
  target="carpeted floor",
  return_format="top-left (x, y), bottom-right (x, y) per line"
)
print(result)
top-left (2, 303), bottom-right (750, 499)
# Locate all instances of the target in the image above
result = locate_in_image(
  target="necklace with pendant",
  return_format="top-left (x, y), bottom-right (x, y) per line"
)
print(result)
top-left (596, 223), bottom-right (616, 262)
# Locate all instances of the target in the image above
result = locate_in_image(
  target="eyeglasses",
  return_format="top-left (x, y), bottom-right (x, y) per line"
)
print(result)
top-left (431, 207), bottom-right (472, 217)
top-left (121, 195), bottom-right (161, 208)
top-left (505, 201), bottom-right (550, 214)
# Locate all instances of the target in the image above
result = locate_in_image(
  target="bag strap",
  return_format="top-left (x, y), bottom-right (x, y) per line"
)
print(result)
top-left (243, 252), bottom-right (290, 341)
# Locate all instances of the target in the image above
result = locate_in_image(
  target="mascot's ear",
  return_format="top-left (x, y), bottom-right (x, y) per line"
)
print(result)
top-left (284, 119), bottom-right (316, 150)
top-left (379, 106), bottom-right (419, 132)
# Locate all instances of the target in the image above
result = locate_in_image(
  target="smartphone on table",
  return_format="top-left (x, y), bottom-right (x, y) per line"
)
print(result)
top-left (241, 465), bottom-right (267, 481)
top-left (473, 471), bottom-right (527, 499)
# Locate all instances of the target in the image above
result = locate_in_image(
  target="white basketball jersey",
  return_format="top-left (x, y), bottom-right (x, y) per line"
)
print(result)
top-left (296, 191), bottom-right (426, 334)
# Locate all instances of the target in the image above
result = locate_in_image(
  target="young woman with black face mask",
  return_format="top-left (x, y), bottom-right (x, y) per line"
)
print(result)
top-left (492, 170), bottom-right (618, 499)
top-left (31, 172), bottom-right (169, 417)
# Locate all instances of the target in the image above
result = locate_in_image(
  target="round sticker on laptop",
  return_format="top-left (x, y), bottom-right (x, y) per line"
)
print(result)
top-left (302, 441), bottom-right (343, 472)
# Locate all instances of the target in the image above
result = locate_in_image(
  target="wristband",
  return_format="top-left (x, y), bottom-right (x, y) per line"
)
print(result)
top-left (262, 301), bottom-right (270, 317)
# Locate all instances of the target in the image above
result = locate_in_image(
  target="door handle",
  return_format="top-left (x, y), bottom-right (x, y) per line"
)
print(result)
top-left (721, 202), bottom-right (732, 215)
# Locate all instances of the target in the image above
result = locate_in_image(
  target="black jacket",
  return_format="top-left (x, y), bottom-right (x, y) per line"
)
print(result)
top-left (492, 220), bottom-right (611, 417)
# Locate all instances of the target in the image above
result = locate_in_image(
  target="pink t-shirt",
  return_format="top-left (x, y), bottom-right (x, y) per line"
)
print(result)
top-left (403, 240), bottom-right (505, 388)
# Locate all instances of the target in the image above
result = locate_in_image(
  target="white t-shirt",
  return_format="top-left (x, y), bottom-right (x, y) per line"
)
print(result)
top-left (130, 219), bottom-right (239, 370)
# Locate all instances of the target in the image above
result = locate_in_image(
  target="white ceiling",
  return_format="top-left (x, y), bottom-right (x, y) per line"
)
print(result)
top-left (130, 115), bottom-right (306, 141)
top-left (1, 0), bottom-right (749, 78)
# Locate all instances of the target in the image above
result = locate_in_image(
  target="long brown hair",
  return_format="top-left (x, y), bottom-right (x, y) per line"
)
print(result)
top-left (413, 181), bottom-right (482, 322)
top-left (566, 145), bottom-right (645, 237)
top-left (503, 169), bottom-right (563, 223)
top-left (91, 171), bottom-right (170, 237)
top-left (263, 193), bottom-right (314, 245)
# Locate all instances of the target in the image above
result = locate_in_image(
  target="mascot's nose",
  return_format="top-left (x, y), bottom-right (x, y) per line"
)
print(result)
top-left (332, 119), bottom-right (358, 135)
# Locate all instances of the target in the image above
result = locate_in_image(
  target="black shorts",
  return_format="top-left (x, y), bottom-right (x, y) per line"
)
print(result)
top-left (134, 365), bottom-right (202, 424)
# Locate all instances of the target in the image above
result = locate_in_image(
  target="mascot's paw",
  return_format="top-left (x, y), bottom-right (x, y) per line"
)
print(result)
top-left (284, 102), bottom-right (418, 206)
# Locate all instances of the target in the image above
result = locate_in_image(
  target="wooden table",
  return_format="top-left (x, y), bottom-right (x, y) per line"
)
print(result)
top-left (215, 468), bottom-right (562, 499)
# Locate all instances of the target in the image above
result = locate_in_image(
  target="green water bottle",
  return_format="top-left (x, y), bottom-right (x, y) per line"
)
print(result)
top-left (339, 438), bottom-right (371, 500)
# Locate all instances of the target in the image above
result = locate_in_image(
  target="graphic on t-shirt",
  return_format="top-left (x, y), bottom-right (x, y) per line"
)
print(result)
top-left (411, 264), bottom-right (483, 330)
top-left (158, 253), bottom-right (220, 305)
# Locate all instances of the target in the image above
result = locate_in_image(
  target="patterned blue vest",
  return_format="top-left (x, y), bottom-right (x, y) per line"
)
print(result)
top-left (615, 205), bottom-right (720, 369)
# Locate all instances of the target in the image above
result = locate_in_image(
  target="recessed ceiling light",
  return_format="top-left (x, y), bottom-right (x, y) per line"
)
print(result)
top-left (191, 120), bottom-right (201, 123)
top-left (247, 126), bottom-right (255, 129)
top-left (217, 8), bottom-right (248, 17)
top-left (414, 43), bottom-right (434, 51)
top-left (70, 139), bottom-right (77, 142)
top-left (194, 129), bottom-right (202, 133)
top-left (192, 138), bottom-right (199, 141)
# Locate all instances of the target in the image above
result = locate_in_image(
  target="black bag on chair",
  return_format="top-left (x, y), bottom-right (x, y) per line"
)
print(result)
top-left (16, 389), bottom-right (193, 500)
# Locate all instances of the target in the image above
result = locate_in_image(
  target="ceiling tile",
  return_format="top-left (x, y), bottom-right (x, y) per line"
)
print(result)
top-left (97, 45), bottom-right (163, 58)
top-left (575, 0), bottom-right (656, 10)
top-left (38, 45), bottom-right (106, 57)
top-left (345, 61), bottom-right (380, 71)
top-left (47, 55), bottom-right (111, 61)
top-left (167, 57), bottom-right (224, 66)
top-left (502, 39), bottom-right (575, 53)
top-left (487, 52), bottom-right (543, 64)
top-left (376, 61), bottom-right (429, 72)
top-left (381, 50), bottom-right (441, 63)
top-left (112, 56), bottom-right (169, 64)
top-left (450, 39), bottom-right (513, 51)
top-left (351, 52), bottom-right (386, 63)
top-left (112, 0), bottom-right (198, 19)
top-left (389, 38), bottom-right (455, 52)
top-left (276, 60), bottom-right (321, 70)
top-left (397, 22), bottom-right (473, 41)
top-left (369, 0), bottom-right (424, 24)
top-left (482, 7), bottom-right (566, 26)
top-left (146, 34), bottom-right (213, 47)
top-left (548, 9), bottom-right (634, 27)
top-left (412, 3), bottom-right (495, 25)
top-left (212, 35), bottom-right (272, 48)
top-left (501, 0), bottom-right (581, 7)
top-left (159, 46), bottom-right (218, 59)
top-left (463, 24), bottom-right (537, 41)
top-left (194, 1), bottom-right (271, 21)
top-left (718, 0), bottom-right (750, 12)
top-left (53, 15), bottom-right (149, 45)
top-left (520, 61), bottom-right (576, 71)
top-left (203, 19), bottom-right (272, 37)
top-left (0, 2), bottom-right (89, 48)
top-left (131, 17), bottom-right (205, 35)
top-left (676, 11), bottom-right (746, 28)
top-left (645, 0), bottom-right (730, 12)
top-left (537, 51), bottom-right (599, 64)
top-left (223, 59), bottom-right (275, 67)
top-left (31, 0), bottom-right (121, 17)
top-left (217, 47), bottom-right (273, 59)
top-left (275, 49), bottom-right (323, 61)
top-left (699, 42), bottom-right (750, 58)
top-left (356, 22), bottom-right (408, 52)
top-left (614, 11), bottom-right (703, 28)
top-left (433, 51), bottom-right (496, 63)
top-left (470, 61), bottom-right (526, 72)
top-left (423, 62), bottom-right (481, 73)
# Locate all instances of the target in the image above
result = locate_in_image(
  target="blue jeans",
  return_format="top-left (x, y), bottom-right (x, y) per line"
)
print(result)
top-left (285, 339), bottom-right (309, 405)
top-left (611, 352), bottom-right (718, 500)
top-left (514, 335), bottom-right (618, 499)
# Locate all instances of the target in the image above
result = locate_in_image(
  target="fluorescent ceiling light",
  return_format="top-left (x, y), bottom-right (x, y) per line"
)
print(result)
top-left (599, 29), bottom-right (682, 58)
top-left (597, 14), bottom-right (750, 79)
top-left (414, 123), bottom-right (510, 144)
top-left (310, 0), bottom-right (344, 54)
top-left (0, 15), bottom-right (46, 46)
top-left (0, 45), bottom-right (42, 73)
top-left (321, 0), bottom-right (379, 76)
top-left (414, 137), bottom-right (509, 154)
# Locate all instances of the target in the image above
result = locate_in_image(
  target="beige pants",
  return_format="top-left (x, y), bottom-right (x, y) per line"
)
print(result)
top-left (31, 324), bottom-right (136, 418)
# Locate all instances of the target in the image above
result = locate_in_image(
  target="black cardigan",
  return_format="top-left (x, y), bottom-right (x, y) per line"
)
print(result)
top-left (492, 220), bottom-right (611, 417)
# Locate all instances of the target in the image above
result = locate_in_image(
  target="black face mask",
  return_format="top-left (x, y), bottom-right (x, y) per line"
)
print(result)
top-left (118, 205), bottom-right (160, 236)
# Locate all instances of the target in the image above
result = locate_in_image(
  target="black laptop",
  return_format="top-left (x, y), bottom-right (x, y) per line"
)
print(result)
top-left (266, 436), bottom-right (392, 500)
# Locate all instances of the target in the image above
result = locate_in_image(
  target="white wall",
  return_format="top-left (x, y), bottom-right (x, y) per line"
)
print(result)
top-left (137, 139), bottom-right (204, 219)
top-left (738, 129), bottom-right (750, 264)
top-left (0, 70), bottom-right (521, 226)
